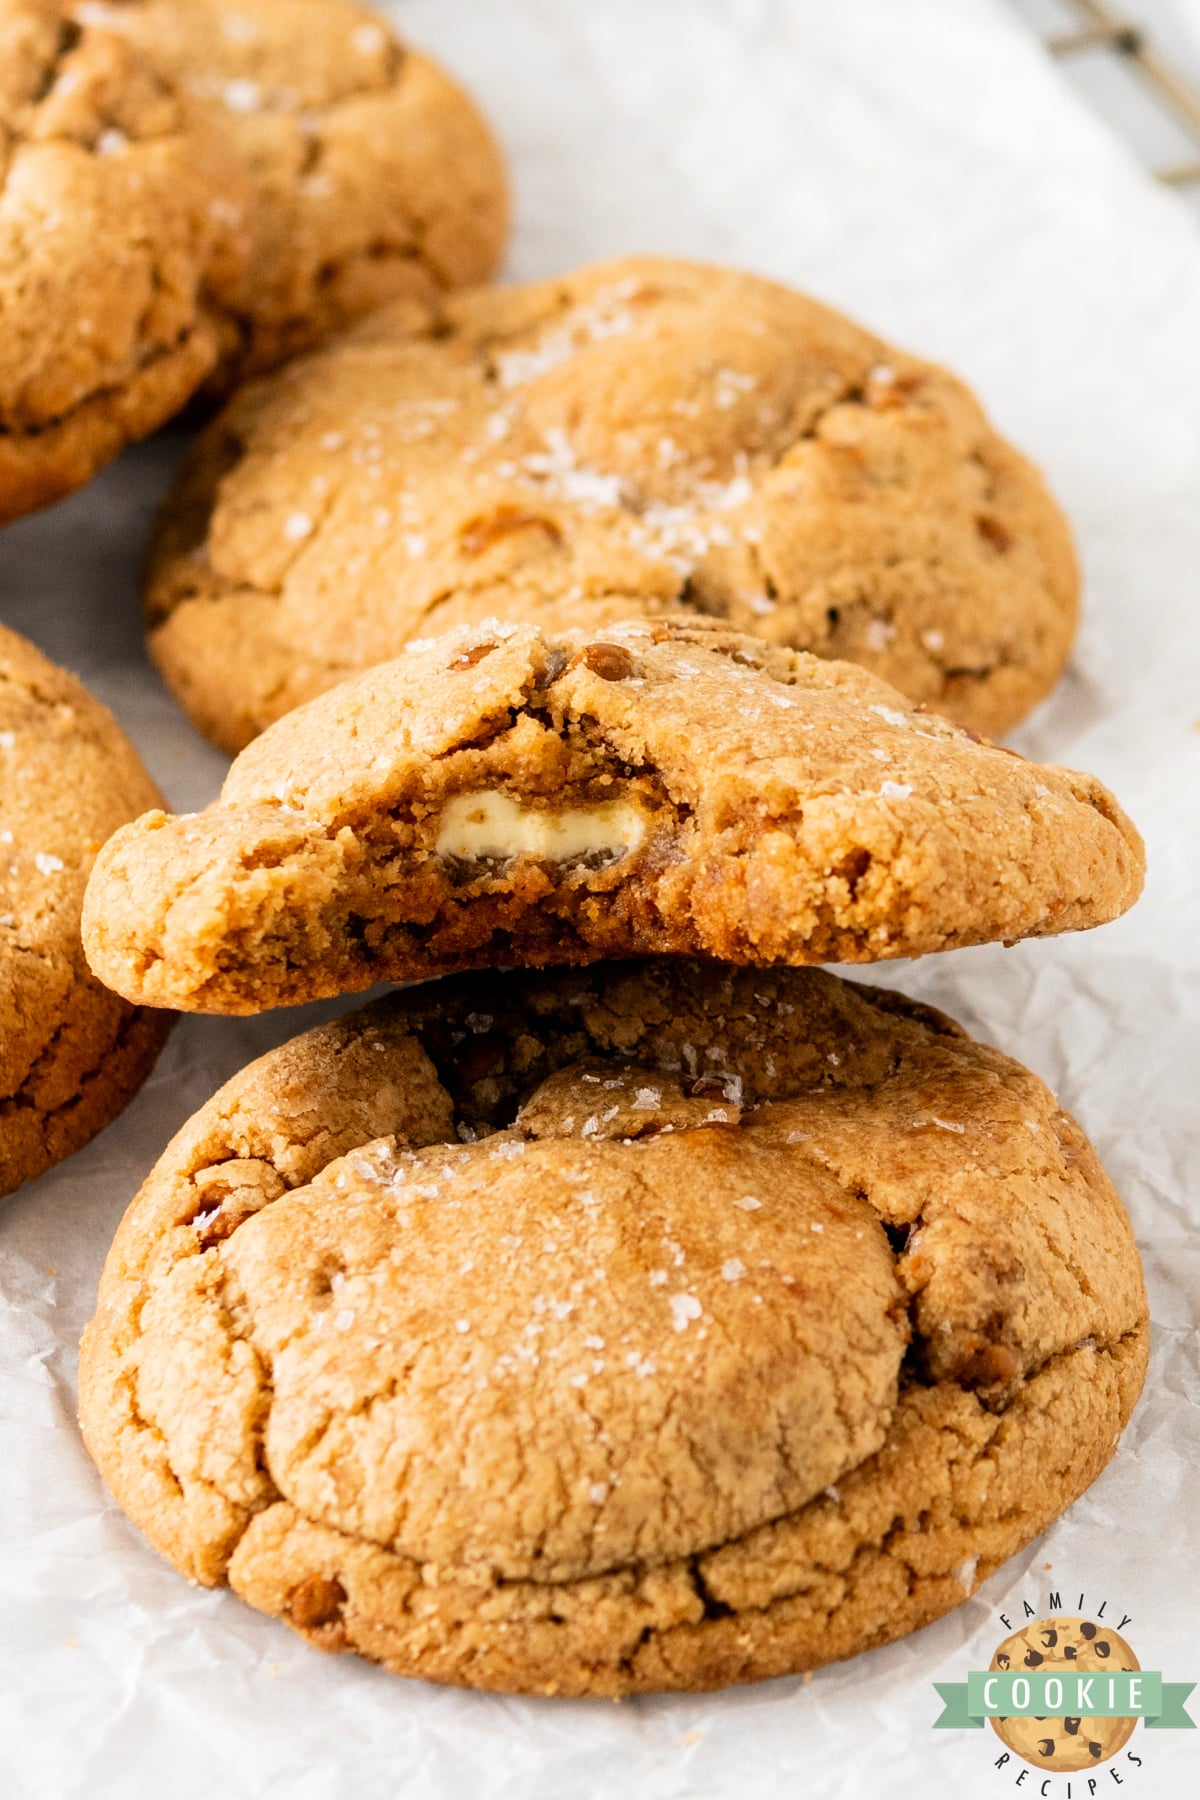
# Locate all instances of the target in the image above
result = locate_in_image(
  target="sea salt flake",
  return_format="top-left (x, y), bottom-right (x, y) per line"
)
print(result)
top-left (669, 1293), bottom-right (702, 1331)
top-left (223, 78), bottom-right (262, 113)
top-left (869, 703), bottom-right (909, 727)
top-left (588, 1483), bottom-right (609, 1505)
top-left (734, 1195), bottom-right (762, 1211)
top-left (721, 1258), bottom-right (746, 1282)
top-left (35, 853), bottom-right (64, 875)
top-left (878, 780), bottom-right (913, 799)
top-left (955, 1556), bottom-right (979, 1594)
top-left (284, 511), bottom-right (313, 540)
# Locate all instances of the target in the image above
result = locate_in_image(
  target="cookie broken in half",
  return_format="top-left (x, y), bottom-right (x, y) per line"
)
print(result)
top-left (83, 619), bottom-right (1143, 1013)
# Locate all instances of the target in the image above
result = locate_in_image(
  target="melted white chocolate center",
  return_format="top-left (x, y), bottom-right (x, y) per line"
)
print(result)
top-left (435, 791), bottom-right (647, 863)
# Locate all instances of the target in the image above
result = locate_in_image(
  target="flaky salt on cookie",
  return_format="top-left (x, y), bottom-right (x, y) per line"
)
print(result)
top-left (146, 256), bottom-right (1077, 749)
top-left (82, 618), bottom-right (1143, 1014)
top-left (78, 960), bottom-right (1148, 1695)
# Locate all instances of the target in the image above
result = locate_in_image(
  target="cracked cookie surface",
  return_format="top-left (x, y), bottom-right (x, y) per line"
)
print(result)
top-left (0, 0), bottom-right (251, 524)
top-left (0, 625), bottom-right (170, 1197)
top-left (78, 960), bottom-right (1149, 1695)
top-left (92, 0), bottom-right (509, 390)
top-left (83, 617), bottom-right (1143, 1014)
top-left (145, 257), bottom-right (1077, 751)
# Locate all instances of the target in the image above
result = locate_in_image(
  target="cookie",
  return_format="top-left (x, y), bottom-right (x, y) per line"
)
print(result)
top-left (93, 0), bottom-right (509, 389)
top-left (82, 618), bottom-right (1143, 1014)
top-left (143, 257), bottom-right (1078, 752)
top-left (0, 0), bottom-right (252, 525)
top-left (0, 626), bottom-right (170, 1197)
top-left (990, 1617), bottom-right (1140, 1772)
top-left (78, 960), bottom-right (1149, 1696)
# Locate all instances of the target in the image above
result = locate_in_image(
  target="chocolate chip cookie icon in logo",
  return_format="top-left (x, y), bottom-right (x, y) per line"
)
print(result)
top-left (989, 1617), bottom-right (1139, 1772)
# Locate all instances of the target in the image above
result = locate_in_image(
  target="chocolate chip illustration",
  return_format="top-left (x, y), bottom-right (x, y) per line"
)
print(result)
top-left (1080, 1621), bottom-right (1098, 1639)
top-left (1064, 1717), bottom-right (1081, 1735)
top-left (1037, 1740), bottom-right (1056, 1758)
top-left (1024, 1649), bottom-right (1044, 1667)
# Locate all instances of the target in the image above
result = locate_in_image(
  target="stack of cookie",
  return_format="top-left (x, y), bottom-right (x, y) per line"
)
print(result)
top-left (1, 0), bottom-right (1150, 1701)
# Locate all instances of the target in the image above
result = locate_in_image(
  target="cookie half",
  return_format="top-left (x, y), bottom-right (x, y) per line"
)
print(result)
top-left (0, 0), bottom-right (250, 524)
top-left (83, 619), bottom-right (1143, 1014)
top-left (145, 257), bottom-right (1078, 751)
top-left (96, 0), bottom-right (509, 388)
top-left (78, 960), bottom-right (1149, 1696)
top-left (0, 626), bottom-right (170, 1197)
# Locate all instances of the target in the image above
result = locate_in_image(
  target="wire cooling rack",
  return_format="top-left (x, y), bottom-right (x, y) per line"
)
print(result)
top-left (1016, 0), bottom-right (1200, 192)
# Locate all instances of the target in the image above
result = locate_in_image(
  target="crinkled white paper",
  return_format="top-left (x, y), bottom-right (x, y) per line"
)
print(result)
top-left (1, 3), bottom-right (1197, 1794)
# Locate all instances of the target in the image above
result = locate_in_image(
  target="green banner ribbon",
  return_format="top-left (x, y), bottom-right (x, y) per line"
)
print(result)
top-left (933, 1674), bottom-right (1194, 1730)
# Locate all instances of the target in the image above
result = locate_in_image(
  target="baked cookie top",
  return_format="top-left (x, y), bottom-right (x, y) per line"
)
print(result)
top-left (78, 961), bottom-right (1149, 1694)
top-left (83, 618), bottom-right (1143, 1013)
top-left (0, 625), bottom-right (170, 1196)
top-left (0, 0), bottom-right (250, 524)
top-left (145, 257), bottom-right (1078, 751)
top-left (95, 0), bottom-right (509, 386)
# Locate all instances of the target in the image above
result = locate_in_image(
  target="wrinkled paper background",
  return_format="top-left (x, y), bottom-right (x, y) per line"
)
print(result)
top-left (1, 2), bottom-right (1198, 1794)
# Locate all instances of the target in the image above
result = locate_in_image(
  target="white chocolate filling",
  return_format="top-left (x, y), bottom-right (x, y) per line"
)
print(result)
top-left (435, 791), bottom-right (647, 863)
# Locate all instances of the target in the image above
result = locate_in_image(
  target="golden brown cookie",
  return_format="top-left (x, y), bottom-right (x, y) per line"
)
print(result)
top-left (145, 257), bottom-right (1078, 751)
top-left (78, 961), bottom-right (1149, 1695)
top-left (82, 618), bottom-right (1143, 1014)
top-left (990, 1618), bottom-right (1140, 1772)
top-left (0, 625), bottom-right (170, 1197)
top-left (0, 0), bottom-right (251, 525)
top-left (93, 0), bottom-right (509, 388)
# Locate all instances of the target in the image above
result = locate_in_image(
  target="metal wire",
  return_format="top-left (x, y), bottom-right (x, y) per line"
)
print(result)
top-left (1047, 0), bottom-right (1200, 185)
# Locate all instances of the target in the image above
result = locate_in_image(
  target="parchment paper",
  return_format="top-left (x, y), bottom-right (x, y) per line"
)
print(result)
top-left (1, 3), bottom-right (1197, 1794)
